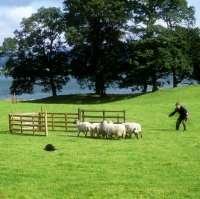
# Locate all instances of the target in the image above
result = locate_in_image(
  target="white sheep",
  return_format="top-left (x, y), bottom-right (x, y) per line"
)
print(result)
top-left (90, 122), bottom-right (101, 137)
top-left (91, 120), bottom-right (114, 138)
top-left (122, 122), bottom-right (142, 139)
top-left (73, 119), bottom-right (91, 137)
top-left (100, 120), bottom-right (126, 139)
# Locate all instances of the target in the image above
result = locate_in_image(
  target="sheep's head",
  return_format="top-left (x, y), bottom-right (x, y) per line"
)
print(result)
top-left (73, 119), bottom-right (80, 124)
top-left (101, 119), bottom-right (107, 124)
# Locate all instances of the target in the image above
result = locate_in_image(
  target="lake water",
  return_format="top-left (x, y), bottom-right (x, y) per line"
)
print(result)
top-left (0, 75), bottom-right (197, 100)
top-left (0, 75), bottom-right (135, 100)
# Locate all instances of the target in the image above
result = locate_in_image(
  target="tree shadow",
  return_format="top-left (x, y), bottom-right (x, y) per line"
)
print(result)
top-left (0, 131), bottom-right (9, 134)
top-left (5, 132), bottom-right (46, 137)
top-left (20, 92), bottom-right (148, 105)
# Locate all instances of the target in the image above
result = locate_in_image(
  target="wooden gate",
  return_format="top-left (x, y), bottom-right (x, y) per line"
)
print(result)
top-left (9, 111), bottom-right (48, 136)
top-left (46, 112), bottom-right (78, 132)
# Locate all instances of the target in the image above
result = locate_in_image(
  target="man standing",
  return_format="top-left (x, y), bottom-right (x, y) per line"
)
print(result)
top-left (166, 102), bottom-right (189, 131)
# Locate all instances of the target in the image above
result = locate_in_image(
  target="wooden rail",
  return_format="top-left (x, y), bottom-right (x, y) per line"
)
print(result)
top-left (46, 112), bottom-right (78, 132)
top-left (8, 107), bottom-right (126, 135)
top-left (9, 111), bottom-right (48, 136)
top-left (78, 108), bottom-right (126, 123)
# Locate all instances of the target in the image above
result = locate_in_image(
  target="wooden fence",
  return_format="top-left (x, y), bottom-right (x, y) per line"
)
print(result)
top-left (40, 107), bottom-right (125, 132)
top-left (9, 110), bottom-right (48, 136)
top-left (8, 107), bottom-right (126, 135)
top-left (46, 112), bottom-right (78, 132)
top-left (79, 108), bottom-right (126, 124)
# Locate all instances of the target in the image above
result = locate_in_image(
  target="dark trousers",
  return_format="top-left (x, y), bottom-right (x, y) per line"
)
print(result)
top-left (176, 117), bottom-right (187, 130)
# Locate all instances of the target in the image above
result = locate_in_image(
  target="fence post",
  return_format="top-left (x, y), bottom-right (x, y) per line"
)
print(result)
top-left (20, 115), bottom-right (23, 134)
top-left (78, 108), bottom-right (82, 121)
top-left (12, 93), bottom-right (17, 104)
top-left (117, 114), bottom-right (119, 123)
top-left (82, 110), bottom-right (85, 122)
top-left (44, 110), bottom-right (48, 136)
top-left (9, 114), bottom-right (12, 133)
top-left (32, 116), bottom-right (35, 135)
top-left (103, 110), bottom-right (105, 120)
top-left (65, 113), bottom-right (67, 131)
top-left (38, 112), bottom-right (41, 130)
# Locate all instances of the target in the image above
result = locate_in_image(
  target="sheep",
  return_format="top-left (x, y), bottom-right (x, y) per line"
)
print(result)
top-left (121, 123), bottom-right (137, 138)
top-left (90, 122), bottom-right (101, 137)
top-left (100, 120), bottom-right (126, 139)
top-left (73, 119), bottom-right (91, 137)
top-left (122, 122), bottom-right (142, 139)
top-left (90, 120), bottom-right (114, 138)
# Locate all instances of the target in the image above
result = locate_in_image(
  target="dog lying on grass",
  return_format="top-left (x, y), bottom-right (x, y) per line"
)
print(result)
top-left (44, 144), bottom-right (58, 151)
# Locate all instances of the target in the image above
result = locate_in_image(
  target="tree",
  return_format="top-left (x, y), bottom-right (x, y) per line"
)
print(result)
top-left (4, 7), bottom-right (70, 97)
top-left (187, 27), bottom-right (200, 83)
top-left (0, 38), bottom-right (17, 75)
top-left (160, 0), bottom-right (195, 87)
top-left (122, 0), bottom-right (196, 92)
top-left (119, 35), bottom-right (171, 93)
top-left (63, 0), bottom-right (132, 96)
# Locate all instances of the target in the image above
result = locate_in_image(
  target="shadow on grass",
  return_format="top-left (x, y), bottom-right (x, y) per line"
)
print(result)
top-left (8, 132), bottom-right (46, 137)
top-left (65, 134), bottom-right (130, 141)
top-left (0, 131), bottom-right (9, 134)
top-left (19, 93), bottom-right (147, 105)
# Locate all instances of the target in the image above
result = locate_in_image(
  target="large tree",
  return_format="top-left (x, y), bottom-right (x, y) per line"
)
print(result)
top-left (4, 7), bottom-right (69, 97)
top-left (187, 27), bottom-right (200, 83)
top-left (161, 0), bottom-right (195, 87)
top-left (63, 0), bottom-right (132, 96)
top-left (121, 0), bottom-right (196, 92)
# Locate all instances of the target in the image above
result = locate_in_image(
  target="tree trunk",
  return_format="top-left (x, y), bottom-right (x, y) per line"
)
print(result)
top-left (142, 83), bottom-right (148, 93)
top-left (50, 76), bottom-right (57, 97)
top-left (173, 72), bottom-right (178, 87)
top-left (51, 83), bottom-right (57, 97)
top-left (151, 71), bottom-right (158, 92)
top-left (96, 74), bottom-right (106, 97)
top-left (95, 74), bottom-right (101, 94)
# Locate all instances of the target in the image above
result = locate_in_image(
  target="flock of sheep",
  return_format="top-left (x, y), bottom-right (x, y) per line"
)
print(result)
top-left (73, 119), bottom-right (142, 139)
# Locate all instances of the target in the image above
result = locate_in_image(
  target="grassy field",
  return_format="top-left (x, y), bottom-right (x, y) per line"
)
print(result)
top-left (0, 85), bottom-right (200, 199)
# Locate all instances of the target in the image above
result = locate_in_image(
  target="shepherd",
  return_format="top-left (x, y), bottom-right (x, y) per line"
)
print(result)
top-left (166, 102), bottom-right (189, 131)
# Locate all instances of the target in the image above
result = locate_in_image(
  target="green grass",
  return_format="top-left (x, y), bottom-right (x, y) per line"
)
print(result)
top-left (1, 85), bottom-right (200, 199)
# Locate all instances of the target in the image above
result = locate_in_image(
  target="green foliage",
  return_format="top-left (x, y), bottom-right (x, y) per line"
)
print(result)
top-left (4, 7), bottom-right (70, 97)
top-left (64, 0), bottom-right (132, 96)
top-left (187, 27), bottom-right (200, 82)
top-left (0, 0), bottom-right (199, 98)
top-left (122, 0), bottom-right (196, 92)
top-left (1, 85), bottom-right (200, 198)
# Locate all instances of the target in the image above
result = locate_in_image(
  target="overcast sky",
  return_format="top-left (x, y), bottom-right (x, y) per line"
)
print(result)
top-left (0, 0), bottom-right (199, 45)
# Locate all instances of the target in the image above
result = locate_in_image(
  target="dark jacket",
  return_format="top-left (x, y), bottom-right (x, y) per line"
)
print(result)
top-left (169, 106), bottom-right (188, 119)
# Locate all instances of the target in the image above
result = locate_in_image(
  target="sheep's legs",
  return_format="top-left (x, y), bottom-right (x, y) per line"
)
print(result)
top-left (77, 131), bottom-right (86, 137)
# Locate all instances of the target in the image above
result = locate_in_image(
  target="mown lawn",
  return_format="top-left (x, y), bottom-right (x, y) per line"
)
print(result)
top-left (0, 85), bottom-right (200, 199)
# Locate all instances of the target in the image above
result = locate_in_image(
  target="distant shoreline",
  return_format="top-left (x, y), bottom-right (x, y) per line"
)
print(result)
top-left (0, 75), bottom-right (198, 100)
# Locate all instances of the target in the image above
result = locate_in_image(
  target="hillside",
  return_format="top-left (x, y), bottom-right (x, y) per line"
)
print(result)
top-left (1, 84), bottom-right (200, 132)
top-left (0, 84), bottom-right (200, 199)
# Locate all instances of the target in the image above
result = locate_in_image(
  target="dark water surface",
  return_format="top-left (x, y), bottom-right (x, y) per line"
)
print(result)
top-left (0, 75), bottom-right (134, 100)
top-left (0, 75), bottom-right (197, 100)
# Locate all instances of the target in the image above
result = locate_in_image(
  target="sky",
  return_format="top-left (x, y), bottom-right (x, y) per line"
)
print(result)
top-left (0, 0), bottom-right (200, 46)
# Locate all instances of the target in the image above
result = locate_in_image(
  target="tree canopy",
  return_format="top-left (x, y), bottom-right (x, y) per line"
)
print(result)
top-left (63, 0), bottom-right (132, 96)
top-left (3, 7), bottom-right (70, 96)
top-left (119, 0), bottom-right (196, 92)
top-left (0, 1), bottom-right (199, 97)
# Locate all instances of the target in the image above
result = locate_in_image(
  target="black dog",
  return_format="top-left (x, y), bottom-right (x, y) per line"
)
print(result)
top-left (44, 144), bottom-right (58, 151)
